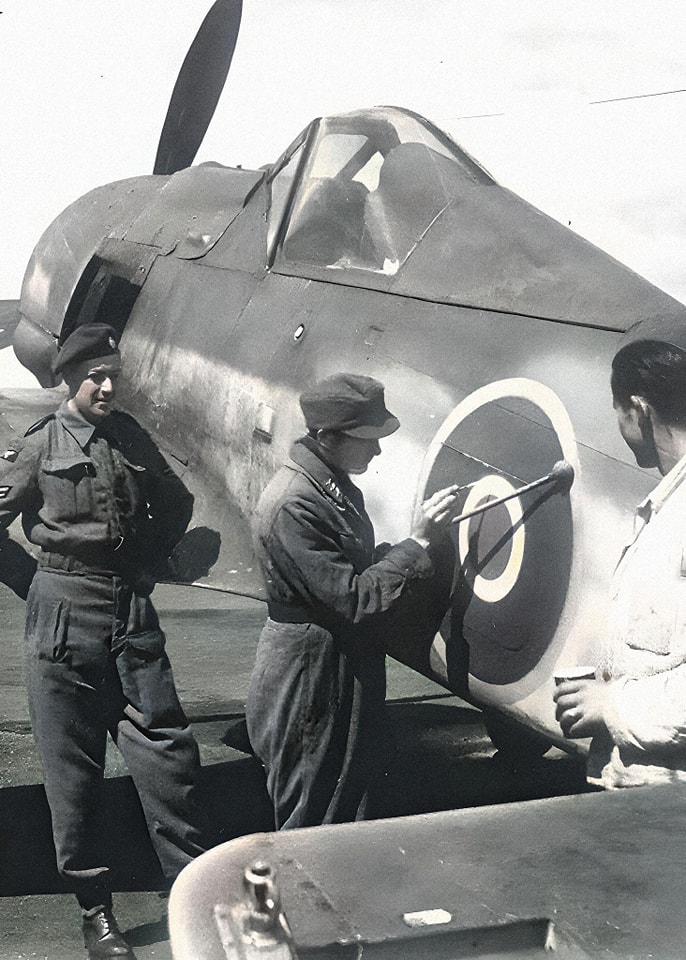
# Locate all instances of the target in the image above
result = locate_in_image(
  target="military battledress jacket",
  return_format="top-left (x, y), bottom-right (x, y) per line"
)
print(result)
top-left (0, 402), bottom-right (192, 580)
top-left (0, 402), bottom-right (202, 898)
top-left (246, 435), bottom-right (436, 829)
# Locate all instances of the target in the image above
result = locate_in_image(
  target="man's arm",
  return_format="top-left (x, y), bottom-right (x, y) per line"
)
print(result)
top-left (265, 498), bottom-right (434, 624)
top-left (0, 436), bottom-right (42, 599)
top-left (120, 415), bottom-right (194, 579)
top-left (0, 531), bottom-right (37, 599)
top-left (604, 667), bottom-right (686, 752)
top-left (555, 666), bottom-right (686, 753)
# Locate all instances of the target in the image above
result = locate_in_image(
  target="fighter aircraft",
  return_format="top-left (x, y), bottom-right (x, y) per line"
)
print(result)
top-left (3, 0), bottom-right (685, 759)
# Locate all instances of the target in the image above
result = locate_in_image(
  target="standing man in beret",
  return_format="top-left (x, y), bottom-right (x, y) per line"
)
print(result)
top-left (0, 324), bottom-right (205, 959)
top-left (555, 330), bottom-right (686, 787)
top-left (246, 372), bottom-right (459, 829)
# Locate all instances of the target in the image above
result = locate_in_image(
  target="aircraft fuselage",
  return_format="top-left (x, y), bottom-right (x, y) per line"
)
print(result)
top-left (13, 107), bottom-right (685, 752)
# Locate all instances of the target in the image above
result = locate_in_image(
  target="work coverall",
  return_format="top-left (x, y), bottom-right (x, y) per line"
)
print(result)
top-left (589, 452), bottom-right (686, 788)
top-left (0, 402), bottom-right (204, 907)
top-left (246, 435), bottom-right (441, 829)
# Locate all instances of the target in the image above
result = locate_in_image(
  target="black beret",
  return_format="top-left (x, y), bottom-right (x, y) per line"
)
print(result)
top-left (300, 373), bottom-right (400, 439)
top-left (54, 324), bottom-right (121, 375)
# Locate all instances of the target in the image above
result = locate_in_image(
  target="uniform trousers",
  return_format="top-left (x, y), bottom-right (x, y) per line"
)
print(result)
top-left (24, 569), bottom-right (204, 909)
top-left (247, 618), bottom-right (387, 830)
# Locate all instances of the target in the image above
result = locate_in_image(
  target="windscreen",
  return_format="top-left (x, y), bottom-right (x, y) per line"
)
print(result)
top-left (278, 111), bottom-right (481, 274)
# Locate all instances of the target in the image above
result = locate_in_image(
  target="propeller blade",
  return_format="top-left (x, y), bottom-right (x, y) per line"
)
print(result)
top-left (0, 301), bottom-right (21, 351)
top-left (153, 0), bottom-right (242, 176)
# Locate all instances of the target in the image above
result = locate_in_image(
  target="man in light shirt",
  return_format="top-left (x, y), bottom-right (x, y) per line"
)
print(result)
top-left (555, 331), bottom-right (686, 787)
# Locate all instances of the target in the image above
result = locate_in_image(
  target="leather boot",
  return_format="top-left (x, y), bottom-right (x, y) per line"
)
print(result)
top-left (82, 908), bottom-right (137, 959)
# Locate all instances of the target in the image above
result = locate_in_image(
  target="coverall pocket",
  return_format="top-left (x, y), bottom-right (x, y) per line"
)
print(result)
top-left (116, 628), bottom-right (186, 728)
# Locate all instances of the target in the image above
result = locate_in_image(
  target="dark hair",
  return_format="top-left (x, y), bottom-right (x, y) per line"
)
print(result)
top-left (611, 339), bottom-right (686, 426)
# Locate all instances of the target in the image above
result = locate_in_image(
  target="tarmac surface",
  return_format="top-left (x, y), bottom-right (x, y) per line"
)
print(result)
top-left (0, 582), bottom-right (590, 960)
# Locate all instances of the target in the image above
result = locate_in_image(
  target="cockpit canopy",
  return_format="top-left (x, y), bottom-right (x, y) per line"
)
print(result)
top-left (264, 105), bottom-right (685, 330)
top-left (268, 107), bottom-right (492, 275)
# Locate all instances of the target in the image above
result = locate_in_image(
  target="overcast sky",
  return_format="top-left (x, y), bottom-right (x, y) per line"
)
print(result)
top-left (2, 0), bottom-right (685, 383)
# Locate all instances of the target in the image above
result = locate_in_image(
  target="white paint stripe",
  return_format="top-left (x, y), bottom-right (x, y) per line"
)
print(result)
top-left (416, 378), bottom-right (579, 500)
top-left (459, 474), bottom-right (526, 602)
top-left (416, 378), bottom-right (578, 602)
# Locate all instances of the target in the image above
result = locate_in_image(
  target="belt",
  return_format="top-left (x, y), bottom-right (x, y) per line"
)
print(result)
top-left (267, 601), bottom-right (334, 627)
top-left (38, 551), bottom-right (123, 579)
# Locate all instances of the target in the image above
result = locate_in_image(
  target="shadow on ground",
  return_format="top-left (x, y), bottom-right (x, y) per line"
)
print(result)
top-left (0, 700), bottom-right (590, 898)
top-left (378, 700), bottom-right (591, 817)
top-left (0, 754), bottom-right (273, 897)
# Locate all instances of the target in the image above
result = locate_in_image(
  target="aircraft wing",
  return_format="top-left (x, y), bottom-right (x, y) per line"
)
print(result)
top-left (169, 782), bottom-right (686, 959)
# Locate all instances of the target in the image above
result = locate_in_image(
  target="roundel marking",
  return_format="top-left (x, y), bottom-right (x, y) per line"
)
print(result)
top-left (458, 475), bottom-right (525, 603)
top-left (417, 378), bottom-right (578, 686)
top-left (419, 377), bottom-right (578, 471)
